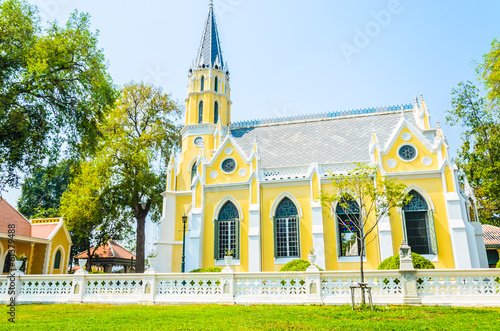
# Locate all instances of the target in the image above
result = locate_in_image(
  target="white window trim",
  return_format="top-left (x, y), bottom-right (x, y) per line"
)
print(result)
top-left (338, 256), bottom-right (367, 263)
top-left (420, 254), bottom-right (438, 262)
top-left (215, 259), bottom-right (240, 266)
top-left (220, 157), bottom-right (237, 175)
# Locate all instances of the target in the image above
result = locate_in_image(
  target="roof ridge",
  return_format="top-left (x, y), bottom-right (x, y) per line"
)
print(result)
top-left (0, 197), bottom-right (30, 223)
top-left (230, 104), bottom-right (413, 129)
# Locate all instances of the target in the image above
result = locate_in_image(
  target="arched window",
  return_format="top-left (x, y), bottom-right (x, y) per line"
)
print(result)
top-left (3, 251), bottom-right (12, 273)
top-left (274, 197), bottom-right (300, 258)
top-left (198, 101), bottom-right (203, 123)
top-left (403, 190), bottom-right (438, 255)
top-left (200, 76), bottom-right (205, 91)
top-left (214, 101), bottom-right (219, 124)
top-left (214, 201), bottom-right (240, 260)
top-left (336, 197), bottom-right (362, 257)
top-left (191, 161), bottom-right (198, 184)
top-left (54, 249), bottom-right (62, 269)
top-left (214, 76), bottom-right (219, 92)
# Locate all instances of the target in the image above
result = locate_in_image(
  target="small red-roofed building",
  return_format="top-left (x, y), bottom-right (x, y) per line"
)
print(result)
top-left (482, 224), bottom-right (500, 268)
top-left (0, 198), bottom-right (72, 274)
top-left (74, 240), bottom-right (136, 273)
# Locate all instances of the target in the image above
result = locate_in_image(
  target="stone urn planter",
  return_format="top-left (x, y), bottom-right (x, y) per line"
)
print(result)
top-left (14, 260), bottom-right (23, 271)
top-left (148, 257), bottom-right (157, 269)
top-left (308, 254), bottom-right (316, 265)
top-left (79, 258), bottom-right (87, 271)
top-left (224, 255), bottom-right (233, 267)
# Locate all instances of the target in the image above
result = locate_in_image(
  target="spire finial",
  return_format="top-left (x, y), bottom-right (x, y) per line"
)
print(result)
top-left (209, 0), bottom-right (213, 8)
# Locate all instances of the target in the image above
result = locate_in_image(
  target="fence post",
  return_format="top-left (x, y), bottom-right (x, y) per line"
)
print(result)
top-left (218, 266), bottom-right (235, 305)
top-left (139, 270), bottom-right (156, 305)
top-left (399, 241), bottom-right (421, 305)
top-left (69, 273), bottom-right (86, 304)
top-left (305, 265), bottom-right (322, 304)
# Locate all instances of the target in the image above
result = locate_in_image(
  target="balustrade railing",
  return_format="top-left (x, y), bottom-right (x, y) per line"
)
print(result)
top-left (1, 269), bottom-right (499, 306)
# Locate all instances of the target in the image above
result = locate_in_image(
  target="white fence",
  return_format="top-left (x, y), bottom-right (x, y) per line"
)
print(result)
top-left (1, 269), bottom-right (499, 306)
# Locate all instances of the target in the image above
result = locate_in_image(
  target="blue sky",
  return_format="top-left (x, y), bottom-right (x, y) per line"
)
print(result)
top-left (4, 0), bottom-right (500, 206)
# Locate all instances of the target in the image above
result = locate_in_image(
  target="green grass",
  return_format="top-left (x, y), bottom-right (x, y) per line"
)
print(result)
top-left (1, 304), bottom-right (500, 330)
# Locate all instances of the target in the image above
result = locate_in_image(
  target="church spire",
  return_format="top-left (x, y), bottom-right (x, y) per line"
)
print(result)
top-left (195, 1), bottom-right (225, 70)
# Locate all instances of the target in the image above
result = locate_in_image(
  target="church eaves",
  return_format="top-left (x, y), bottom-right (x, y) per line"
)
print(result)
top-left (194, 1), bottom-right (225, 70)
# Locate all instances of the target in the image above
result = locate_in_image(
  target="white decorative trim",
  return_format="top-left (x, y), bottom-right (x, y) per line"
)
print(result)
top-left (225, 147), bottom-right (233, 155)
top-left (238, 168), bottom-right (247, 177)
top-left (422, 156), bottom-right (433, 166)
top-left (50, 245), bottom-right (65, 275)
top-left (397, 144), bottom-right (418, 162)
top-left (401, 185), bottom-right (436, 212)
top-left (421, 254), bottom-right (438, 262)
top-left (210, 170), bottom-right (218, 179)
top-left (338, 256), bottom-right (367, 263)
top-left (269, 192), bottom-right (303, 219)
top-left (212, 196), bottom-right (244, 221)
top-left (401, 132), bottom-right (412, 141)
top-left (274, 257), bottom-right (300, 265)
top-left (387, 159), bottom-right (397, 168)
top-left (215, 259), bottom-right (240, 266)
top-left (220, 157), bottom-right (237, 174)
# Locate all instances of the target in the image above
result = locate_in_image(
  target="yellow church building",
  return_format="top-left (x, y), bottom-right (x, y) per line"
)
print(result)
top-left (155, 2), bottom-right (487, 273)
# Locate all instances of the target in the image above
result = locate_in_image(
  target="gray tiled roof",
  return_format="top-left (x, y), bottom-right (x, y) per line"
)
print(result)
top-left (231, 111), bottom-right (417, 168)
top-left (195, 2), bottom-right (225, 70)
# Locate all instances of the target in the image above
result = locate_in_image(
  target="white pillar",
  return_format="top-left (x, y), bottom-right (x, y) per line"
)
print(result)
top-left (378, 214), bottom-right (394, 261)
top-left (471, 222), bottom-right (488, 268)
top-left (446, 192), bottom-right (473, 269)
top-left (155, 192), bottom-right (176, 273)
top-left (248, 204), bottom-right (261, 272)
top-left (186, 208), bottom-right (204, 272)
top-left (311, 202), bottom-right (326, 270)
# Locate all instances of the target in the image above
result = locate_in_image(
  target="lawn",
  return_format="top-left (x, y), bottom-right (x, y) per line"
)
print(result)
top-left (1, 304), bottom-right (499, 330)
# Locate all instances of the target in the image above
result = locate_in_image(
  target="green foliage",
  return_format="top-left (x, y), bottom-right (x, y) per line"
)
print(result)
top-left (17, 159), bottom-right (73, 218)
top-left (189, 267), bottom-right (222, 273)
top-left (378, 253), bottom-right (435, 270)
top-left (62, 82), bottom-right (181, 273)
top-left (278, 259), bottom-right (323, 272)
top-left (447, 39), bottom-right (500, 226)
top-left (496, 259), bottom-right (500, 268)
top-left (0, 0), bottom-right (117, 190)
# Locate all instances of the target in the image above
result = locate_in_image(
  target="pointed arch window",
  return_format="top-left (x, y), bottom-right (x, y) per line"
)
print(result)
top-left (198, 101), bottom-right (203, 123)
top-left (200, 76), bottom-right (205, 91)
top-left (54, 249), bottom-right (62, 269)
top-left (214, 76), bottom-right (219, 92)
top-left (273, 197), bottom-right (300, 258)
top-left (214, 201), bottom-right (240, 260)
top-left (214, 101), bottom-right (219, 124)
top-left (191, 161), bottom-right (198, 185)
top-left (336, 197), bottom-right (362, 257)
top-left (403, 190), bottom-right (438, 255)
top-left (3, 251), bottom-right (12, 273)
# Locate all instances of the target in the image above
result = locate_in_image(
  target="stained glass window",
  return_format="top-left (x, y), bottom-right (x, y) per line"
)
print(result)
top-left (215, 201), bottom-right (239, 259)
top-left (336, 198), bottom-right (362, 257)
top-left (274, 197), bottom-right (300, 258)
top-left (221, 158), bottom-right (236, 173)
top-left (403, 191), bottom-right (433, 254)
top-left (399, 145), bottom-right (417, 161)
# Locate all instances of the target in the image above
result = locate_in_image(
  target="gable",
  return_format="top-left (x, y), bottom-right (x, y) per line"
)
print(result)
top-left (0, 199), bottom-right (31, 237)
top-left (205, 138), bottom-right (251, 185)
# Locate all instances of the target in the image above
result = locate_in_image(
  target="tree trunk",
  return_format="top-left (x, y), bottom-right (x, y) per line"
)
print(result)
top-left (135, 213), bottom-right (146, 273)
top-left (360, 242), bottom-right (365, 305)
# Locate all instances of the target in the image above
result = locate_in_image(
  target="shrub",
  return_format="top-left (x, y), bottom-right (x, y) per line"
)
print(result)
top-left (279, 259), bottom-right (324, 272)
top-left (496, 260), bottom-right (500, 268)
top-left (378, 253), bottom-right (435, 270)
top-left (189, 267), bottom-right (222, 273)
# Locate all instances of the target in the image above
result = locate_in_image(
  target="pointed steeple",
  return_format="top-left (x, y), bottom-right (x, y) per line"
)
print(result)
top-left (195, 1), bottom-right (225, 70)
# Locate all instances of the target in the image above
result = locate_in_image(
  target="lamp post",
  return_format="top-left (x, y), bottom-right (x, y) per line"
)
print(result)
top-left (181, 214), bottom-right (187, 273)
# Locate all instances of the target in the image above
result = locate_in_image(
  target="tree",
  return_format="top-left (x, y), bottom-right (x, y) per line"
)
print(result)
top-left (63, 82), bottom-right (181, 273)
top-left (17, 159), bottom-right (73, 218)
top-left (446, 39), bottom-right (500, 226)
top-left (60, 160), bottom-right (131, 271)
top-left (0, 0), bottom-right (117, 190)
top-left (320, 164), bottom-right (409, 304)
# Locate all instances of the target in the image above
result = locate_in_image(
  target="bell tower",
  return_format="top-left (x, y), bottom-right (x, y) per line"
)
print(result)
top-left (183, 1), bottom-right (231, 142)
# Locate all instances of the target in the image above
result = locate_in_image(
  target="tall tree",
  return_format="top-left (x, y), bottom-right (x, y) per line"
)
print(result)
top-left (0, 0), bottom-right (117, 190)
top-left (62, 82), bottom-right (181, 273)
top-left (447, 39), bottom-right (500, 226)
top-left (17, 159), bottom-right (73, 218)
top-left (320, 164), bottom-right (409, 304)
top-left (60, 161), bottom-right (131, 271)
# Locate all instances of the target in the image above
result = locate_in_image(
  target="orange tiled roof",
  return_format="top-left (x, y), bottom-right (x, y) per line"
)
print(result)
top-left (75, 240), bottom-right (135, 259)
top-left (482, 224), bottom-right (500, 247)
top-left (31, 224), bottom-right (59, 240)
top-left (0, 198), bottom-right (31, 236)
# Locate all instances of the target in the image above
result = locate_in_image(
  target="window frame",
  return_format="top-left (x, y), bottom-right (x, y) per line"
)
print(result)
top-left (214, 201), bottom-right (240, 260)
top-left (335, 198), bottom-right (363, 258)
top-left (273, 197), bottom-right (301, 259)
top-left (198, 101), bottom-right (203, 123)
